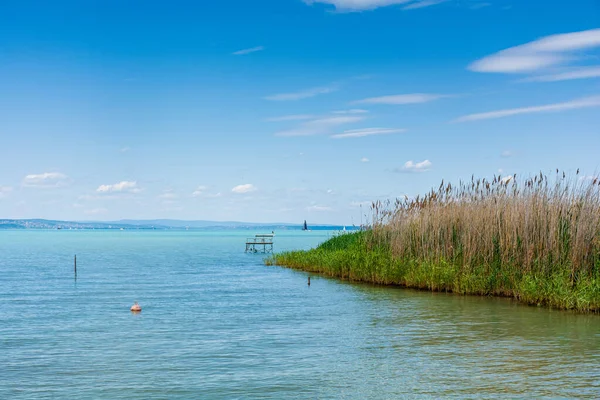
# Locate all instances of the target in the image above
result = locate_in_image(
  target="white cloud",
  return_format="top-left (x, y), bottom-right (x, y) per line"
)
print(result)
top-left (454, 95), bottom-right (600, 122)
top-left (579, 175), bottom-right (599, 182)
top-left (501, 150), bottom-right (514, 158)
top-left (331, 127), bottom-right (406, 139)
top-left (96, 181), bottom-right (139, 193)
top-left (22, 172), bottom-right (69, 188)
top-left (192, 186), bottom-right (208, 197)
top-left (501, 175), bottom-right (514, 183)
top-left (305, 0), bottom-right (445, 11)
top-left (119, 147), bottom-right (130, 153)
top-left (403, 0), bottom-right (448, 10)
top-left (232, 46), bottom-right (265, 55)
top-left (331, 109), bottom-right (369, 114)
top-left (354, 93), bottom-right (446, 105)
top-left (469, 28), bottom-right (600, 74)
top-left (360, 157), bottom-right (370, 162)
top-left (0, 186), bottom-right (12, 198)
top-left (398, 159), bottom-right (432, 173)
top-left (265, 85), bottom-right (338, 101)
top-left (275, 115), bottom-right (365, 137)
top-left (191, 186), bottom-right (221, 198)
top-left (266, 114), bottom-right (315, 122)
top-left (522, 66), bottom-right (600, 82)
top-left (232, 184), bottom-right (257, 194)
top-left (307, 205), bottom-right (333, 212)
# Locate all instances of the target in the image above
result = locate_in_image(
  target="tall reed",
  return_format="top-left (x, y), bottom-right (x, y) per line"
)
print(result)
top-left (270, 171), bottom-right (600, 312)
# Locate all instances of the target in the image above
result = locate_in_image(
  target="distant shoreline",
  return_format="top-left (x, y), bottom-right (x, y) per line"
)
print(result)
top-left (0, 219), bottom-right (358, 231)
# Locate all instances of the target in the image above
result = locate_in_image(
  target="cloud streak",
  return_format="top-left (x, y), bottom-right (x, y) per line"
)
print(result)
top-left (266, 114), bottom-right (315, 122)
top-left (522, 66), bottom-right (600, 82)
top-left (232, 46), bottom-right (265, 55)
top-left (453, 96), bottom-right (600, 122)
top-left (403, 0), bottom-right (448, 10)
top-left (265, 85), bottom-right (338, 101)
top-left (397, 160), bottom-right (432, 173)
top-left (232, 184), bottom-right (257, 194)
top-left (97, 181), bottom-right (140, 193)
top-left (305, 0), bottom-right (445, 12)
top-left (469, 28), bottom-right (600, 74)
top-left (307, 205), bottom-right (333, 212)
top-left (22, 172), bottom-right (69, 188)
top-left (275, 115), bottom-right (365, 137)
top-left (331, 127), bottom-right (406, 139)
top-left (354, 93), bottom-right (446, 105)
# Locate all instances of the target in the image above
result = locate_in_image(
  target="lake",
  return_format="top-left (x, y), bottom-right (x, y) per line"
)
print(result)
top-left (1, 230), bottom-right (599, 399)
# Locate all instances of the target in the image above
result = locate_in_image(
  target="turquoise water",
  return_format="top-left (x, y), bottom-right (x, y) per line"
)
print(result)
top-left (1, 230), bottom-right (599, 399)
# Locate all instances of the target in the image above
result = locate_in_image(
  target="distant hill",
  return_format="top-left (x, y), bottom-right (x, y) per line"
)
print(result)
top-left (0, 219), bottom-right (355, 231)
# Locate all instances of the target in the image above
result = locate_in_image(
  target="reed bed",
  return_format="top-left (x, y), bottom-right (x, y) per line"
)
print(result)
top-left (268, 171), bottom-right (600, 312)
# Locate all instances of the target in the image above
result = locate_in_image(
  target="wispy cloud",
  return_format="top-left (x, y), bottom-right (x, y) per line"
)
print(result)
top-left (469, 28), bottom-right (600, 74)
top-left (403, 0), bottom-right (448, 10)
top-left (191, 186), bottom-right (222, 198)
top-left (331, 109), bottom-right (369, 114)
top-left (192, 186), bottom-right (208, 197)
top-left (232, 46), bottom-right (265, 55)
top-left (307, 205), bottom-right (333, 212)
top-left (360, 157), bottom-right (370, 163)
top-left (119, 147), bottom-right (130, 153)
top-left (305, 0), bottom-right (445, 12)
top-left (265, 114), bottom-right (315, 122)
top-left (353, 93), bottom-right (446, 105)
top-left (331, 127), bottom-right (406, 139)
top-left (521, 66), bottom-right (600, 82)
top-left (275, 115), bottom-right (365, 137)
top-left (232, 184), bottom-right (257, 194)
top-left (469, 2), bottom-right (491, 10)
top-left (22, 172), bottom-right (69, 188)
top-left (396, 160), bottom-right (432, 173)
top-left (453, 95), bottom-right (600, 122)
top-left (96, 181), bottom-right (140, 193)
top-left (0, 186), bottom-right (12, 198)
top-left (265, 85), bottom-right (338, 101)
top-left (501, 150), bottom-right (514, 158)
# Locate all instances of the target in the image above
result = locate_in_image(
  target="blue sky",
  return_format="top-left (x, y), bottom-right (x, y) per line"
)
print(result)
top-left (0, 0), bottom-right (599, 224)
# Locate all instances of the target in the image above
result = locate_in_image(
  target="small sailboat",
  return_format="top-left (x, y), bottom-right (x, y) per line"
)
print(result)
top-left (302, 220), bottom-right (308, 231)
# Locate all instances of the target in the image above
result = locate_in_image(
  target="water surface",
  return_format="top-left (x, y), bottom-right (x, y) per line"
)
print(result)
top-left (1, 230), bottom-right (599, 399)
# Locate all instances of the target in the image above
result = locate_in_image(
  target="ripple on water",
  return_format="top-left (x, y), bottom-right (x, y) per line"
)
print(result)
top-left (0, 230), bottom-right (599, 399)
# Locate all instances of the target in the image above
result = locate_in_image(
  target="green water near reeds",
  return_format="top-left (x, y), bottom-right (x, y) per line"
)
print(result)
top-left (270, 231), bottom-right (600, 311)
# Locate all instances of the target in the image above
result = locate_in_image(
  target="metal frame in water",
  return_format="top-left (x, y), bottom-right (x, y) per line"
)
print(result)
top-left (245, 234), bottom-right (274, 253)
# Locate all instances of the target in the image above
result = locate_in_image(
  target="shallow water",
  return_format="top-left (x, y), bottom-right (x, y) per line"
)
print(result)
top-left (1, 230), bottom-right (599, 399)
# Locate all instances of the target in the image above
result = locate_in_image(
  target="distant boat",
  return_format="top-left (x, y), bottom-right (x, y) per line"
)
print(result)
top-left (302, 220), bottom-right (308, 231)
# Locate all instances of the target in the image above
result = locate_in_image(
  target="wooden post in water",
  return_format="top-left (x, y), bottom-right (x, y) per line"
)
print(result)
top-left (308, 276), bottom-right (310, 286)
top-left (74, 254), bottom-right (77, 277)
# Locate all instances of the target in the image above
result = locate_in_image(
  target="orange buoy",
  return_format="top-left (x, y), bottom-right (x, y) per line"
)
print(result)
top-left (130, 302), bottom-right (142, 312)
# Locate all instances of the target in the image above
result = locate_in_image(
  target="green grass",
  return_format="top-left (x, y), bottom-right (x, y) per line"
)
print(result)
top-left (266, 231), bottom-right (600, 313)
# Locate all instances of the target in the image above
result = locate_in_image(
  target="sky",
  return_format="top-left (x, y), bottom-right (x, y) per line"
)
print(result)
top-left (0, 0), bottom-right (599, 224)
